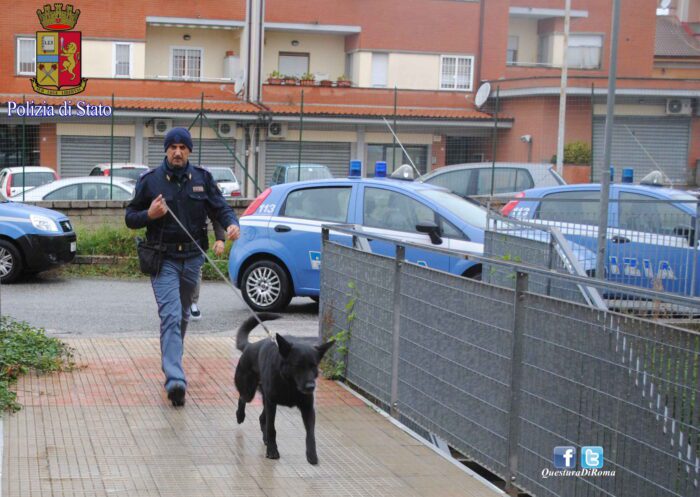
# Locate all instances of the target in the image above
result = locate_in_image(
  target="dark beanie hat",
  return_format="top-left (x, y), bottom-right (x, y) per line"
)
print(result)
top-left (164, 127), bottom-right (193, 152)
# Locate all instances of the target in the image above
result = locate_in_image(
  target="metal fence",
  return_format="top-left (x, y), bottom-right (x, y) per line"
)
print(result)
top-left (320, 226), bottom-right (700, 497)
top-left (488, 197), bottom-right (700, 312)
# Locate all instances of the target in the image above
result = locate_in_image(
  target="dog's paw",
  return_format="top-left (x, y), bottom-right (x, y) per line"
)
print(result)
top-left (306, 451), bottom-right (318, 465)
top-left (266, 447), bottom-right (280, 460)
top-left (236, 409), bottom-right (245, 424)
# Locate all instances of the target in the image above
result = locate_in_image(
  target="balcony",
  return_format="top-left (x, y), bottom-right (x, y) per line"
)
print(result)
top-left (143, 17), bottom-right (245, 83)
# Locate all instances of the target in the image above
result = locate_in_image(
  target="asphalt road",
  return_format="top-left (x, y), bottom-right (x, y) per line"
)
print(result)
top-left (0, 273), bottom-right (320, 339)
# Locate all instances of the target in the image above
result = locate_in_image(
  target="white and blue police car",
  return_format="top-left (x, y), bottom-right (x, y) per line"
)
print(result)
top-left (230, 161), bottom-right (487, 311)
top-left (0, 199), bottom-right (77, 283)
top-left (502, 183), bottom-right (699, 297)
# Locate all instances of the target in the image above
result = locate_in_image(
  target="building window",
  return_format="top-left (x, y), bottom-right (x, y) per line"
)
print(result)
top-left (17, 37), bottom-right (36, 75)
top-left (538, 35), bottom-right (552, 66)
top-left (567, 34), bottom-right (602, 69)
top-left (114, 43), bottom-right (131, 78)
top-left (507, 36), bottom-right (519, 64)
top-left (278, 52), bottom-right (309, 78)
top-left (440, 55), bottom-right (473, 91)
top-left (171, 48), bottom-right (202, 80)
top-left (371, 53), bottom-right (388, 88)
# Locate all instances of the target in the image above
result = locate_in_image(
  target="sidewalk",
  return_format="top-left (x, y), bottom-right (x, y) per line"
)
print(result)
top-left (2, 334), bottom-right (503, 497)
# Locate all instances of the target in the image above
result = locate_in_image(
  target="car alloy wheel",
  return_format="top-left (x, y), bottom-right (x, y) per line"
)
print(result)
top-left (242, 260), bottom-right (292, 312)
top-left (0, 240), bottom-right (23, 284)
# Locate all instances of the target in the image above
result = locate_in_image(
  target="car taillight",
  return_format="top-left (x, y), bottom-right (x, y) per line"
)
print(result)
top-left (501, 192), bottom-right (525, 217)
top-left (242, 188), bottom-right (271, 217)
top-left (6, 174), bottom-right (12, 197)
top-left (103, 170), bottom-right (110, 176)
top-left (231, 191), bottom-right (241, 197)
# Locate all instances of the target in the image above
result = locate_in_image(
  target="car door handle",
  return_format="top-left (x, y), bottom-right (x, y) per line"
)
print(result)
top-left (611, 235), bottom-right (630, 244)
top-left (274, 225), bottom-right (291, 233)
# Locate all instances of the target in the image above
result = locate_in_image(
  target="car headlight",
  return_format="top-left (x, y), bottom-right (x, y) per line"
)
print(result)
top-left (30, 214), bottom-right (60, 232)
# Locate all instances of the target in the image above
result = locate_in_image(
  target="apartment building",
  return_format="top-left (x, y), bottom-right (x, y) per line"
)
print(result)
top-left (1, 0), bottom-right (698, 194)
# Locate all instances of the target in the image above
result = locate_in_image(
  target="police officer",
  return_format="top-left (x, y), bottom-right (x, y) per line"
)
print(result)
top-left (125, 127), bottom-right (240, 407)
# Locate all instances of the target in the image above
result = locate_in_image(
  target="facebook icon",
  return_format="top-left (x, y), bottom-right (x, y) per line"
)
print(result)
top-left (553, 446), bottom-right (577, 469)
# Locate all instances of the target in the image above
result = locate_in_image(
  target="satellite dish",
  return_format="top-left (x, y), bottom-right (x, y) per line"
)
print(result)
top-left (660, 0), bottom-right (671, 9)
top-left (474, 82), bottom-right (491, 109)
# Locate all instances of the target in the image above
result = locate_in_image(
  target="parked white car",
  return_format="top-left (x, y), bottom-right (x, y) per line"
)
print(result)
top-left (11, 176), bottom-right (135, 201)
top-left (0, 166), bottom-right (59, 199)
top-left (89, 163), bottom-right (149, 181)
top-left (207, 166), bottom-right (241, 197)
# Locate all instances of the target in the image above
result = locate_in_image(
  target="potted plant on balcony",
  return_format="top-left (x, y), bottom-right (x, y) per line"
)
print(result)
top-left (319, 78), bottom-right (333, 87)
top-left (283, 74), bottom-right (298, 85)
top-left (300, 73), bottom-right (316, 86)
top-left (267, 70), bottom-right (283, 85)
top-left (336, 75), bottom-right (351, 88)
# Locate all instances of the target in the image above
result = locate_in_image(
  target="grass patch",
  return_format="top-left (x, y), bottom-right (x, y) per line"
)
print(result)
top-left (0, 316), bottom-right (75, 412)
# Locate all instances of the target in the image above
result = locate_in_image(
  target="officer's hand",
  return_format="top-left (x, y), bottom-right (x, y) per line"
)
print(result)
top-left (213, 240), bottom-right (225, 256)
top-left (226, 224), bottom-right (240, 241)
top-left (147, 194), bottom-right (167, 220)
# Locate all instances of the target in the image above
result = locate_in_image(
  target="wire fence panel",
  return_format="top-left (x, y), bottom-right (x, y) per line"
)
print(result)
top-left (320, 232), bottom-right (700, 497)
top-left (397, 263), bottom-right (514, 478)
top-left (320, 241), bottom-right (395, 408)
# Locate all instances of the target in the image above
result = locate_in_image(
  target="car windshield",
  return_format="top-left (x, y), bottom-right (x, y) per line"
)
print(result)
top-left (210, 168), bottom-right (237, 182)
top-left (10, 172), bottom-right (55, 188)
top-left (286, 166), bottom-right (332, 181)
top-left (112, 168), bottom-right (146, 181)
top-left (420, 189), bottom-right (487, 228)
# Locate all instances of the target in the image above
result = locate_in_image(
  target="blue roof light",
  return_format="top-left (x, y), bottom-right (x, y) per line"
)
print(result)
top-left (375, 161), bottom-right (387, 178)
top-left (349, 160), bottom-right (362, 177)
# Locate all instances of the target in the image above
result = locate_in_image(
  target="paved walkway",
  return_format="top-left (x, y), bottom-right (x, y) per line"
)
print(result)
top-left (2, 336), bottom-right (503, 497)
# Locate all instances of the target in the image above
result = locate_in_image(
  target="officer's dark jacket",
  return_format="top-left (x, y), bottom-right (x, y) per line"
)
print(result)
top-left (125, 159), bottom-right (238, 257)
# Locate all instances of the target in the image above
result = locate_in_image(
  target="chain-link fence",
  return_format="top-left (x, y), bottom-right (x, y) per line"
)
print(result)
top-left (320, 226), bottom-right (700, 497)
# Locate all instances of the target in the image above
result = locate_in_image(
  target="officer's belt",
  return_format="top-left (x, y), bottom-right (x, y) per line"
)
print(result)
top-left (162, 240), bottom-right (204, 253)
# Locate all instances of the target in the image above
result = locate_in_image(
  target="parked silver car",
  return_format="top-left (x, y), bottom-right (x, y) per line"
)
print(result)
top-left (11, 176), bottom-right (135, 201)
top-left (420, 162), bottom-right (565, 198)
top-left (207, 166), bottom-right (241, 197)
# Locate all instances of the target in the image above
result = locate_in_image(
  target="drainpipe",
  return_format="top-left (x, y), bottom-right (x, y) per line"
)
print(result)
top-left (475, 0), bottom-right (486, 86)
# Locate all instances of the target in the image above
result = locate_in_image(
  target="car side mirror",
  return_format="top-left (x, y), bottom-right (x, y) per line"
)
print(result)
top-left (416, 221), bottom-right (442, 245)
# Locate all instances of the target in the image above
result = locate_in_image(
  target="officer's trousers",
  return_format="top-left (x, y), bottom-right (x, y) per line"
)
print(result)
top-left (150, 254), bottom-right (204, 391)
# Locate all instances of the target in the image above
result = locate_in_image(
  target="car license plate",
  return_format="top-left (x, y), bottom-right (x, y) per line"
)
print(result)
top-left (70, 241), bottom-right (76, 252)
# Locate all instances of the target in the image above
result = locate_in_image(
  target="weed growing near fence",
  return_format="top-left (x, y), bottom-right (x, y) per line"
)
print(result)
top-left (321, 280), bottom-right (358, 380)
top-left (0, 317), bottom-right (75, 412)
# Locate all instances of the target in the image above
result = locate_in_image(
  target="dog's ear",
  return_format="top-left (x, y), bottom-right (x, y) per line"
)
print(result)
top-left (276, 334), bottom-right (293, 358)
top-left (315, 341), bottom-right (334, 359)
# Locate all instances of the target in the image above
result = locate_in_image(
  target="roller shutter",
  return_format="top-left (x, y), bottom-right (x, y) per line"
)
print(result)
top-left (147, 138), bottom-right (237, 169)
top-left (264, 141), bottom-right (351, 187)
top-left (59, 136), bottom-right (131, 177)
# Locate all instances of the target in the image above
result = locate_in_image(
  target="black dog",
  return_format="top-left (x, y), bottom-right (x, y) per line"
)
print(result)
top-left (234, 313), bottom-right (334, 465)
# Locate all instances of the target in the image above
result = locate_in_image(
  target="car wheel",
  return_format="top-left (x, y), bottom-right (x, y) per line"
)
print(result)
top-left (241, 260), bottom-right (292, 312)
top-left (0, 240), bottom-right (23, 284)
top-left (462, 266), bottom-right (482, 281)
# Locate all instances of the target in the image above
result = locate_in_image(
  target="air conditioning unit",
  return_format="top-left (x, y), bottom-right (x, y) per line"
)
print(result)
top-left (217, 121), bottom-right (242, 139)
top-left (267, 122), bottom-right (288, 139)
top-left (666, 98), bottom-right (692, 116)
top-left (153, 119), bottom-right (173, 136)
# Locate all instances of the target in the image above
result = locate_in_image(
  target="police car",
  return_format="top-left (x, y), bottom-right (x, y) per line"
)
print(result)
top-left (502, 183), bottom-right (699, 297)
top-left (0, 200), bottom-right (77, 283)
top-left (230, 162), bottom-right (486, 311)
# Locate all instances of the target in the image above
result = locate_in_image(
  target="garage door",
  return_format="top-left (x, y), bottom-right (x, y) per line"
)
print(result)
top-left (59, 136), bottom-right (131, 177)
top-left (592, 117), bottom-right (689, 183)
top-left (264, 141), bottom-right (351, 187)
top-left (147, 138), bottom-right (237, 169)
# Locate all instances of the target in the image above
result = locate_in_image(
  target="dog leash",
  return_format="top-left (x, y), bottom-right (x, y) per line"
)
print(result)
top-left (163, 202), bottom-right (275, 339)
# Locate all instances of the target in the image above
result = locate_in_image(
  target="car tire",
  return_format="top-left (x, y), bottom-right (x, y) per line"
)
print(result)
top-left (0, 239), bottom-right (23, 284)
top-left (462, 266), bottom-right (482, 281)
top-left (241, 260), bottom-right (292, 312)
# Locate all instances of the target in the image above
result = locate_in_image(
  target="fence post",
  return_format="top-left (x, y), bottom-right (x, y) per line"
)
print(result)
top-left (691, 201), bottom-right (700, 297)
top-left (546, 236), bottom-right (555, 296)
top-left (390, 244), bottom-right (405, 418)
top-left (505, 271), bottom-right (528, 493)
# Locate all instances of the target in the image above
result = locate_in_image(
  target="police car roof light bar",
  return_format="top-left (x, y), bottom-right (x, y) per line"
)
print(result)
top-left (375, 161), bottom-right (387, 178)
top-left (349, 160), bottom-right (362, 177)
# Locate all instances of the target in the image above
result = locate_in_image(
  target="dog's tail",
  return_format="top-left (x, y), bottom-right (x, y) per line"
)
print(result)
top-left (236, 313), bottom-right (282, 351)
